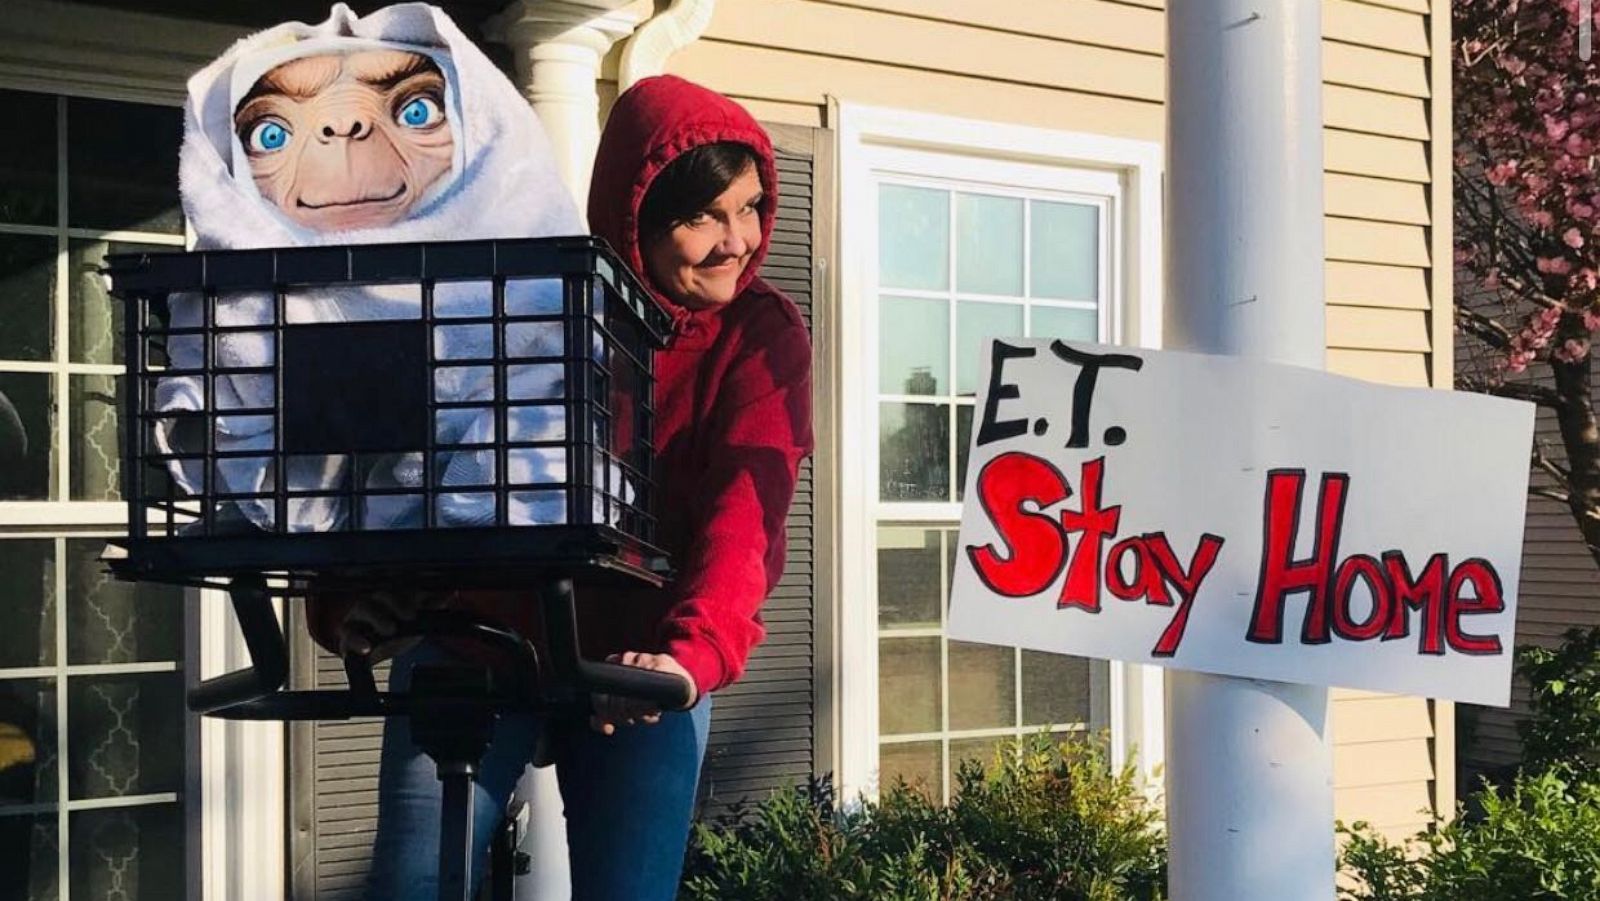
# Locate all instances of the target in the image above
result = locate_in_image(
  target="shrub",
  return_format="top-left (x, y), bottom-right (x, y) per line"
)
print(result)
top-left (680, 733), bottom-right (1166, 901)
top-left (1339, 767), bottom-right (1600, 901)
top-left (1517, 627), bottom-right (1600, 782)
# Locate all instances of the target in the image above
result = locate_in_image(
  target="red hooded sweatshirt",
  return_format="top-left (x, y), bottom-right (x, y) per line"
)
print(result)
top-left (307, 75), bottom-right (814, 697)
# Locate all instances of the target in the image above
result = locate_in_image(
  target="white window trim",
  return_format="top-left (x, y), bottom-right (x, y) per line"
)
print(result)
top-left (0, 6), bottom-right (284, 899)
top-left (836, 103), bottom-right (1165, 801)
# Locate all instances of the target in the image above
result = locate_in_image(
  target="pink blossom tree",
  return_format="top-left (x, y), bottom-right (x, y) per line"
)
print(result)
top-left (1455, 0), bottom-right (1600, 566)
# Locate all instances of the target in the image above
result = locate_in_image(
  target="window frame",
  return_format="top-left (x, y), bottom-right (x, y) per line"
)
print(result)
top-left (836, 103), bottom-right (1165, 801)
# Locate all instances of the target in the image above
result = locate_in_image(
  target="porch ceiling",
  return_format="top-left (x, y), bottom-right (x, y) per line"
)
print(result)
top-left (68, 0), bottom-right (513, 38)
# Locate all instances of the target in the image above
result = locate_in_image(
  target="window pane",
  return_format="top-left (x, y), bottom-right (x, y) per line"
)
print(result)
top-left (0, 234), bottom-right (57, 362)
top-left (948, 640), bottom-right (1014, 730)
top-left (1031, 305), bottom-right (1098, 343)
top-left (877, 526), bottom-right (942, 628)
top-left (70, 805), bottom-right (183, 900)
top-left (69, 374), bottom-right (122, 501)
top-left (66, 540), bottom-right (182, 665)
top-left (879, 402), bottom-right (949, 502)
top-left (0, 89), bottom-right (57, 226)
top-left (72, 240), bottom-right (171, 365)
top-left (955, 301), bottom-right (1022, 397)
top-left (0, 812), bottom-right (57, 901)
top-left (949, 735), bottom-right (1007, 784)
top-left (1030, 201), bottom-right (1098, 301)
top-left (67, 671), bottom-right (184, 800)
top-left (879, 295), bottom-right (948, 396)
top-left (879, 184), bottom-right (948, 291)
top-left (0, 678), bottom-right (58, 808)
top-left (0, 372), bottom-right (55, 501)
top-left (879, 740), bottom-right (941, 797)
top-left (1021, 650), bottom-right (1092, 727)
top-left (878, 637), bottom-right (940, 735)
top-left (956, 193), bottom-right (1023, 295)
top-left (955, 405), bottom-right (974, 502)
top-left (0, 540), bottom-right (55, 668)
top-left (67, 97), bottom-right (182, 234)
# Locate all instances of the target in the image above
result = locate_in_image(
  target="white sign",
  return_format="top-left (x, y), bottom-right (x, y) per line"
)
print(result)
top-left (946, 340), bottom-right (1536, 707)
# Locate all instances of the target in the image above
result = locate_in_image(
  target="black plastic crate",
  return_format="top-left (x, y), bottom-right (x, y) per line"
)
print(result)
top-left (104, 237), bottom-right (672, 588)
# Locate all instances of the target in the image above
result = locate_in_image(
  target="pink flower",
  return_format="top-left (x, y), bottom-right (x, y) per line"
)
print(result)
top-left (1530, 210), bottom-right (1557, 229)
top-left (1538, 256), bottom-right (1574, 275)
top-left (1487, 160), bottom-right (1520, 185)
top-left (1546, 116), bottom-right (1572, 141)
top-left (1556, 338), bottom-right (1591, 362)
top-left (1564, 227), bottom-right (1586, 248)
top-left (1583, 308), bottom-right (1600, 331)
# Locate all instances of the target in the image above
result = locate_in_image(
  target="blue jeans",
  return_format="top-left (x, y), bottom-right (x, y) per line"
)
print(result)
top-left (365, 643), bottom-right (713, 900)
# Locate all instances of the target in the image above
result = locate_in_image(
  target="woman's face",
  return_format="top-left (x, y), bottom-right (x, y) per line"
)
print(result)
top-left (642, 162), bottom-right (763, 310)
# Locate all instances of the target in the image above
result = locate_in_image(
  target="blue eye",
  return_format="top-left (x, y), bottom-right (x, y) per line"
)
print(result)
top-left (397, 96), bottom-right (443, 129)
top-left (246, 119), bottom-right (290, 153)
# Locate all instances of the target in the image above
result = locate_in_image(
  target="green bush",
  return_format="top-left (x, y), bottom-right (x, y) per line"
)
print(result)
top-left (680, 734), bottom-right (1166, 901)
top-left (1339, 767), bottom-right (1600, 901)
top-left (1517, 627), bottom-right (1600, 782)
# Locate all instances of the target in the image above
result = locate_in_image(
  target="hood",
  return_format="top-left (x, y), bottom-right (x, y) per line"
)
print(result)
top-left (588, 74), bottom-right (779, 322)
top-left (180, 2), bottom-right (580, 248)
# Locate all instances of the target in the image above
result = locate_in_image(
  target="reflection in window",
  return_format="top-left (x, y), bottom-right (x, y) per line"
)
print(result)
top-left (0, 89), bottom-right (57, 226)
top-left (956, 193), bottom-right (1023, 295)
top-left (0, 372), bottom-right (54, 501)
top-left (879, 402), bottom-right (948, 502)
top-left (878, 184), bottom-right (949, 291)
top-left (66, 97), bottom-right (183, 235)
top-left (0, 234), bottom-right (58, 363)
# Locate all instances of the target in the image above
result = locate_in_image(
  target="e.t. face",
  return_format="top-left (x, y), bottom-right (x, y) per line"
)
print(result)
top-left (233, 49), bottom-right (454, 232)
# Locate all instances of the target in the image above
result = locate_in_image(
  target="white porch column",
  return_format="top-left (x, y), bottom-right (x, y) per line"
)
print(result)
top-left (1163, 3), bottom-right (1335, 901)
top-left (487, 0), bottom-right (641, 216)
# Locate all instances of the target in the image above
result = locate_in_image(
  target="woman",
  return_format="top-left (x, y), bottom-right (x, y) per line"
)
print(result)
top-left (313, 74), bottom-right (814, 900)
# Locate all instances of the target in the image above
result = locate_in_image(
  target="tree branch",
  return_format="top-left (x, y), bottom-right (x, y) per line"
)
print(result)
top-left (1486, 380), bottom-right (1565, 408)
top-left (1455, 306), bottom-right (1514, 350)
top-left (1531, 485), bottom-right (1572, 504)
top-left (1532, 441), bottom-right (1573, 486)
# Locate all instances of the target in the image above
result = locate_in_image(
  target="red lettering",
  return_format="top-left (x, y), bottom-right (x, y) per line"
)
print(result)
top-left (1445, 558), bottom-right (1505, 655)
top-left (967, 452), bottom-right (1071, 598)
top-left (1058, 457), bottom-right (1121, 612)
top-left (1382, 552), bottom-right (1448, 655)
top-left (1331, 554), bottom-right (1390, 641)
top-left (1106, 536), bottom-right (1168, 604)
top-left (1146, 532), bottom-right (1225, 657)
top-left (1248, 470), bottom-right (1349, 645)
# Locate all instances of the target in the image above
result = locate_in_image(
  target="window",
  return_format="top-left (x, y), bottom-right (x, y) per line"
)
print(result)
top-left (838, 106), bottom-right (1166, 799)
top-left (0, 88), bottom-right (190, 901)
top-left (870, 171), bottom-right (1115, 800)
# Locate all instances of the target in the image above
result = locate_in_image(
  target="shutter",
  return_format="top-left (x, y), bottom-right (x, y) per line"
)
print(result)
top-left (696, 123), bottom-right (830, 817)
top-left (287, 123), bottom-right (836, 891)
top-left (288, 611), bottom-right (391, 901)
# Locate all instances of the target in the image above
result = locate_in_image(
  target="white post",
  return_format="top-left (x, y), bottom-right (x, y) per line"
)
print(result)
top-left (1163, 4), bottom-right (1334, 901)
top-left (487, 0), bottom-right (640, 212)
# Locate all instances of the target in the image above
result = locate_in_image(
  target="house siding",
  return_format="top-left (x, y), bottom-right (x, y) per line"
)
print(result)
top-left (1454, 274), bottom-right (1600, 786)
top-left (636, 0), bottom-right (1454, 840)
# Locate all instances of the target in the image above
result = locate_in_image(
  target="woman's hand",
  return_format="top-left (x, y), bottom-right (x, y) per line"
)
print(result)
top-left (337, 587), bottom-right (454, 662)
top-left (590, 652), bottom-right (698, 735)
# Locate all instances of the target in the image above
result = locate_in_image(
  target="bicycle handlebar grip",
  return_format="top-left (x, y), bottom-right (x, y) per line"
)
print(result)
top-left (577, 660), bottom-right (694, 711)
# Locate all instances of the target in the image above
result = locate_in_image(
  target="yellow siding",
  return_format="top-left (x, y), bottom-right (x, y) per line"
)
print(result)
top-left (622, 0), bottom-right (1452, 831)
